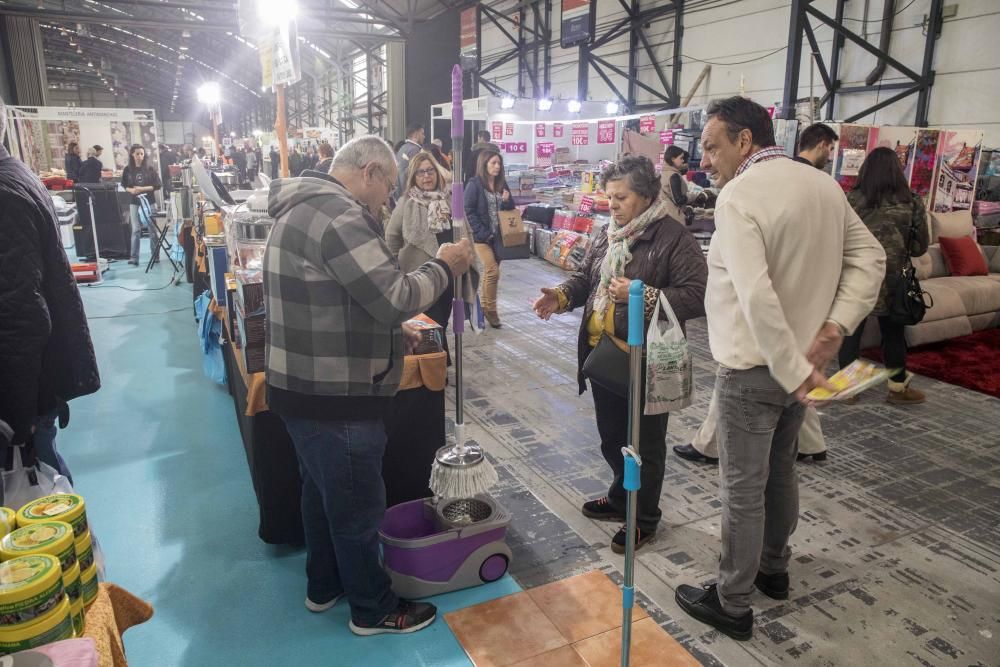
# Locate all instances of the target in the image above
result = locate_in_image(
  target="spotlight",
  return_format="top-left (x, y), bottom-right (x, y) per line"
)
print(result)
top-left (567, 99), bottom-right (582, 113)
top-left (500, 96), bottom-right (515, 110)
top-left (230, 131), bottom-right (236, 137)
top-left (197, 81), bottom-right (220, 106)
top-left (87, 61), bottom-right (93, 67)
top-left (537, 98), bottom-right (553, 111)
top-left (606, 101), bottom-right (619, 115)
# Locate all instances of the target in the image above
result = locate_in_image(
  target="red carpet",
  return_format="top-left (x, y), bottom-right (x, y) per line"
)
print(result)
top-left (863, 327), bottom-right (1000, 399)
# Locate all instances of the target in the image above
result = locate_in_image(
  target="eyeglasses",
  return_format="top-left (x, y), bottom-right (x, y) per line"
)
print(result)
top-left (415, 168), bottom-right (438, 177)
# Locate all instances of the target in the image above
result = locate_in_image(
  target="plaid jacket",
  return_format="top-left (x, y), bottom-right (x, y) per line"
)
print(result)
top-left (264, 175), bottom-right (451, 406)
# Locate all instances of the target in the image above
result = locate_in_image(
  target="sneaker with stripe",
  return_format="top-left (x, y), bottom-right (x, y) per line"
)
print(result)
top-left (348, 600), bottom-right (437, 636)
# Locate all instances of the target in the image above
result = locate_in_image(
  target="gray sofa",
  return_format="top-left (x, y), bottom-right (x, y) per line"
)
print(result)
top-left (860, 210), bottom-right (1000, 349)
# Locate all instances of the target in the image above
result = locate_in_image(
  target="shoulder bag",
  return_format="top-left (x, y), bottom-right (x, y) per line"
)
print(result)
top-left (582, 332), bottom-right (629, 397)
top-left (888, 215), bottom-right (933, 326)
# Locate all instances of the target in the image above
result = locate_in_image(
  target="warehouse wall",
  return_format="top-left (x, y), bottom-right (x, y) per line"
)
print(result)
top-left (475, 0), bottom-right (1000, 145)
top-left (405, 8), bottom-right (462, 147)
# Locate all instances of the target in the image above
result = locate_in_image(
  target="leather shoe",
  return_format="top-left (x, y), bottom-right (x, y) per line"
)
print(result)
top-left (675, 583), bottom-right (752, 641)
top-left (754, 571), bottom-right (789, 600)
top-left (796, 451), bottom-right (827, 462)
top-left (673, 444), bottom-right (718, 464)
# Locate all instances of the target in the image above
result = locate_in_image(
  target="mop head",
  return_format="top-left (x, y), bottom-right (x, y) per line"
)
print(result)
top-left (429, 446), bottom-right (499, 499)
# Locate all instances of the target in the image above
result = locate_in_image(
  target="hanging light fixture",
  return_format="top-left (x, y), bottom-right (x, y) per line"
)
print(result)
top-left (606, 101), bottom-right (619, 115)
top-left (537, 98), bottom-right (553, 111)
top-left (500, 96), bottom-right (515, 110)
top-left (567, 99), bottom-right (582, 113)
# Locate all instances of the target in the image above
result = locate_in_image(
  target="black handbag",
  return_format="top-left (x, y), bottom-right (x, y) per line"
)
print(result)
top-left (888, 218), bottom-right (932, 326)
top-left (582, 333), bottom-right (629, 397)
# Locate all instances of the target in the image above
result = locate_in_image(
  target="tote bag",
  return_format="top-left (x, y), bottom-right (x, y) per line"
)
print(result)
top-left (644, 291), bottom-right (693, 414)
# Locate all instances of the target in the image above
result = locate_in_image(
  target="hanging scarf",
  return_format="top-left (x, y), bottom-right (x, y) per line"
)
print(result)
top-left (593, 197), bottom-right (671, 317)
top-left (407, 187), bottom-right (452, 233)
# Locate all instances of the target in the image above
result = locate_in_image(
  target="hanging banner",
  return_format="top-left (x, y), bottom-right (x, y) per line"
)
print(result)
top-left (639, 115), bottom-right (656, 134)
top-left (268, 21), bottom-right (301, 88)
top-left (597, 120), bottom-right (616, 145)
top-left (505, 123), bottom-right (515, 136)
top-left (561, 0), bottom-right (594, 48)
top-left (535, 123), bottom-right (546, 138)
top-left (536, 141), bottom-right (555, 158)
top-left (503, 142), bottom-right (528, 154)
top-left (491, 121), bottom-right (503, 141)
top-left (571, 123), bottom-right (589, 146)
top-left (553, 123), bottom-right (564, 138)
top-left (460, 6), bottom-right (478, 71)
top-left (659, 130), bottom-right (675, 145)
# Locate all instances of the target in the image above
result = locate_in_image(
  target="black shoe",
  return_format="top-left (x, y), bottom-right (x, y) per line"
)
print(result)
top-left (754, 571), bottom-right (789, 600)
top-left (796, 451), bottom-right (828, 462)
top-left (675, 583), bottom-right (753, 641)
top-left (610, 525), bottom-right (655, 554)
top-left (581, 497), bottom-right (625, 522)
top-left (348, 600), bottom-right (436, 636)
top-left (673, 444), bottom-right (719, 464)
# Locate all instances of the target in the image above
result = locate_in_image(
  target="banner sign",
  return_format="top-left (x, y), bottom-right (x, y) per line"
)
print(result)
top-left (578, 195), bottom-right (595, 214)
top-left (571, 123), bottom-right (589, 146)
top-left (535, 123), bottom-right (546, 138)
top-left (491, 121), bottom-right (503, 141)
top-left (553, 123), bottom-right (564, 138)
top-left (659, 129), bottom-right (675, 145)
top-left (460, 7), bottom-right (478, 71)
top-left (503, 142), bottom-right (528, 154)
top-left (561, 0), bottom-right (594, 48)
top-left (536, 141), bottom-right (555, 158)
top-left (597, 120), bottom-right (616, 144)
top-left (505, 123), bottom-right (515, 136)
top-left (639, 115), bottom-right (656, 133)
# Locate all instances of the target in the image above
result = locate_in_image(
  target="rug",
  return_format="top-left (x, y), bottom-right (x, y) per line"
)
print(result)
top-left (863, 328), bottom-right (1000, 399)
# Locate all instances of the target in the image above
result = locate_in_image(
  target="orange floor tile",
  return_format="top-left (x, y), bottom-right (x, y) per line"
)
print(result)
top-left (527, 569), bottom-right (648, 643)
top-left (572, 617), bottom-right (701, 667)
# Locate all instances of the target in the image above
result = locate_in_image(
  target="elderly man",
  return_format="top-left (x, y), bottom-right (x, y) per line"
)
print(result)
top-left (264, 135), bottom-right (473, 636)
top-left (0, 96), bottom-right (101, 488)
top-left (674, 97), bottom-right (885, 640)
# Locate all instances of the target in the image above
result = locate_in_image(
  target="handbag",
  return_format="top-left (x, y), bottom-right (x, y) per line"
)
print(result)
top-left (582, 333), bottom-right (629, 398)
top-left (644, 292), bottom-right (693, 414)
top-left (888, 218), bottom-right (933, 326)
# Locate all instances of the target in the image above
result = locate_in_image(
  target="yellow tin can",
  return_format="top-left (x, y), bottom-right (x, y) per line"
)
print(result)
top-left (0, 555), bottom-right (64, 626)
top-left (62, 561), bottom-right (81, 605)
top-left (1, 521), bottom-right (77, 572)
top-left (80, 562), bottom-right (98, 608)
top-left (17, 495), bottom-right (89, 539)
top-left (69, 596), bottom-right (85, 637)
top-left (0, 595), bottom-right (73, 655)
top-left (75, 531), bottom-right (95, 574)
top-left (0, 508), bottom-right (15, 540)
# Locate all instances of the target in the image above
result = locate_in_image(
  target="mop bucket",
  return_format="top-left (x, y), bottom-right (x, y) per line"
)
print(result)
top-left (379, 495), bottom-right (512, 599)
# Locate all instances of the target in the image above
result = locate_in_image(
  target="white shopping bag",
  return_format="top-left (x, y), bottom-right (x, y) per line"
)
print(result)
top-left (644, 291), bottom-right (693, 415)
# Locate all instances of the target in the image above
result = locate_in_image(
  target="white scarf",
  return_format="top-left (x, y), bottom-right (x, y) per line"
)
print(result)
top-left (407, 187), bottom-right (452, 233)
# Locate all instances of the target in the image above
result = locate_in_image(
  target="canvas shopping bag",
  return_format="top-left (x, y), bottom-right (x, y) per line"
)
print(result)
top-left (498, 209), bottom-right (528, 248)
top-left (644, 291), bottom-right (693, 414)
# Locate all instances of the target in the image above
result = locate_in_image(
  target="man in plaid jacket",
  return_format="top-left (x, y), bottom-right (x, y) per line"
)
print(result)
top-left (264, 135), bottom-right (472, 636)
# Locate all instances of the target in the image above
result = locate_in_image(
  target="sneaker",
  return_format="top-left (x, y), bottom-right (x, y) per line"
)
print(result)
top-left (675, 583), bottom-right (753, 641)
top-left (305, 592), bottom-right (346, 613)
top-left (581, 497), bottom-right (625, 522)
top-left (610, 525), bottom-right (655, 554)
top-left (754, 571), bottom-right (789, 600)
top-left (348, 600), bottom-right (437, 636)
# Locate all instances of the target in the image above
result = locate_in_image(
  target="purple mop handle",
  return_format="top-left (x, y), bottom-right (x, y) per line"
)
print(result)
top-left (450, 63), bottom-right (467, 336)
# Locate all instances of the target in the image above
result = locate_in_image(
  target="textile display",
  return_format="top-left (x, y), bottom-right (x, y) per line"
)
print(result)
top-left (910, 129), bottom-right (942, 199)
top-left (868, 126), bottom-right (918, 179)
top-left (833, 124), bottom-right (873, 192)
top-left (931, 130), bottom-right (984, 213)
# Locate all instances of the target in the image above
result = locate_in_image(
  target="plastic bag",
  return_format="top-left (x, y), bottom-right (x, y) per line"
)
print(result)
top-left (644, 291), bottom-right (693, 415)
top-left (195, 290), bottom-right (227, 385)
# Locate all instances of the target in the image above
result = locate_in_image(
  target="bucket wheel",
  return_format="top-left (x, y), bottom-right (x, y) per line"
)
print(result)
top-left (478, 553), bottom-right (509, 583)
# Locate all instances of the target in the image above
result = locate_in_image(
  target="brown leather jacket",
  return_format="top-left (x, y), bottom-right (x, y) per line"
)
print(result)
top-left (559, 215), bottom-right (707, 394)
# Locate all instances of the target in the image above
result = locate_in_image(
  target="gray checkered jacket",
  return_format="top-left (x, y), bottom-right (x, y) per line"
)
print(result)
top-left (264, 176), bottom-right (451, 399)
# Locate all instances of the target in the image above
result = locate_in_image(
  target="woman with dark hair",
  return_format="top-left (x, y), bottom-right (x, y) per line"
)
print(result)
top-left (65, 142), bottom-right (82, 181)
top-left (659, 145), bottom-right (710, 224)
top-left (122, 143), bottom-right (162, 266)
top-left (425, 143), bottom-right (453, 183)
top-left (838, 146), bottom-right (929, 404)
top-left (464, 150), bottom-right (514, 328)
top-left (532, 156), bottom-right (707, 553)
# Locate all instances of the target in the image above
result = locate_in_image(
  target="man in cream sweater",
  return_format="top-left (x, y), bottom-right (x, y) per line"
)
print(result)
top-left (675, 97), bottom-right (885, 641)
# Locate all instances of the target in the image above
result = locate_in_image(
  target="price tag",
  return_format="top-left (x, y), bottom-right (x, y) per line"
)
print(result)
top-left (535, 123), bottom-right (546, 138)
top-left (659, 130), bottom-right (674, 145)
top-left (579, 196), bottom-right (595, 214)
top-left (491, 122), bottom-right (503, 141)
top-left (639, 115), bottom-right (656, 133)
top-left (553, 123), bottom-right (564, 138)
top-left (505, 123), bottom-right (515, 136)
top-left (597, 120), bottom-right (616, 144)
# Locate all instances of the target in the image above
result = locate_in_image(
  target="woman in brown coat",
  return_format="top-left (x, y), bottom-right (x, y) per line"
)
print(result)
top-left (533, 156), bottom-right (707, 553)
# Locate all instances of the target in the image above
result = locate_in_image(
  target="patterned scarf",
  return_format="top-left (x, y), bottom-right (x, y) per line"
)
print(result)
top-left (407, 187), bottom-right (452, 233)
top-left (593, 197), bottom-right (671, 317)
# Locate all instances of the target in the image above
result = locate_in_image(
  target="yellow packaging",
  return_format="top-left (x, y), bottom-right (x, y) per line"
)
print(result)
top-left (17, 494), bottom-right (89, 539)
top-left (0, 595), bottom-right (73, 654)
top-left (1, 521), bottom-right (77, 572)
top-left (204, 212), bottom-right (223, 235)
top-left (0, 555), bottom-right (64, 625)
top-left (70, 597), bottom-right (85, 637)
top-left (80, 562), bottom-right (98, 608)
top-left (62, 561), bottom-right (81, 605)
top-left (75, 531), bottom-right (95, 574)
top-left (0, 508), bottom-right (15, 539)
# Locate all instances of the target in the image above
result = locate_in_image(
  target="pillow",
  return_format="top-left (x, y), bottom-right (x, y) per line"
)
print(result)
top-left (912, 251), bottom-right (933, 281)
top-left (988, 246), bottom-right (1000, 274)
top-left (938, 235), bottom-right (988, 276)
top-left (930, 210), bottom-right (974, 243)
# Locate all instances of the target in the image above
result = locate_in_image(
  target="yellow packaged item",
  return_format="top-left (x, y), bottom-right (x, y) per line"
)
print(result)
top-left (1, 521), bottom-right (76, 572)
top-left (0, 595), bottom-right (73, 655)
top-left (62, 561), bottom-right (81, 605)
top-left (75, 531), bottom-right (95, 574)
top-left (17, 495), bottom-right (89, 539)
top-left (0, 555), bottom-right (64, 626)
top-left (69, 597), bottom-right (85, 637)
top-left (80, 562), bottom-right (98, 608)
top-left (0, 509), bottom-right (15, 539)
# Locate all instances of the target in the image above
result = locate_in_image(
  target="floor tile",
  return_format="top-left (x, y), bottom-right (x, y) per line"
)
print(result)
top-left (445, 591), bottom-right (568, 666)
top-left (511, 645), bottom-right (590, 667)
top-left (571, 617), bottom-right (701, 667)
top-left (527, 570), bottom-right (648, 643)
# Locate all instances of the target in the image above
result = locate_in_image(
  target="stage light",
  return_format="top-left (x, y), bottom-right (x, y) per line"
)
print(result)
top-left (500, 96), bottom-right (515, 110)
top-left (606, 101), bottom-right (619, 115)
top-left (567, 99), bottom-right (582, 113)
top-left (537, 98), bottom-right (553, 111)
top-left (258, 0), bottom-right (297, 24)
top-left (197, 82), bottom-right (220, 106)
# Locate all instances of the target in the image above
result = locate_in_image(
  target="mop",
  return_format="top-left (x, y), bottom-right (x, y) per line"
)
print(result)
top-left (428, 65), bottom-right (499, 500)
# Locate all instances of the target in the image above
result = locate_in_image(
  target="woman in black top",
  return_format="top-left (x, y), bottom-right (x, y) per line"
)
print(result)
top-left (122, 144), bottom-right (161, 266)
top-left (65, 142), bottom-right (82, 182)
top-left (464, 150), bottom-right (514, 328)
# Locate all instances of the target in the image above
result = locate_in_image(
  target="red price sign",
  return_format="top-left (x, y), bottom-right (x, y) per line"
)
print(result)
top-left (536, 141), bottom-right (555, 158)
top-left (571, 123), bottom-right (589, 146)
top-left (535, 123), bottom-right (546, 138)
top-left (491, 122), bottom-right (503, 141)
top-left (505, 123), bottom-right (515, 136)
top-left (597, 120), bottom-right (616, 144)
top-left (659, 129), bottom-right (674, 145)
top-left (639, 115), bottom-right (656, 133)
top-left (553, 123), bottom-right (564, 138)
top-left (578, 196), bottom-right (595, 214)
top-left (503, 142), bottom-right (528, 154)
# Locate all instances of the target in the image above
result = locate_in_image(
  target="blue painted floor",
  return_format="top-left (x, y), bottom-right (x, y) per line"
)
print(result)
top-left (64, 258), bottom-right (519, 666)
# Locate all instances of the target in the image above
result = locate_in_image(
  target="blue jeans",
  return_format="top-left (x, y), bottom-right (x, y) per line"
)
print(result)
top-left (32, 410), bottom-right (74, 483)
top-left (282, 416), bottom-right (398, 625)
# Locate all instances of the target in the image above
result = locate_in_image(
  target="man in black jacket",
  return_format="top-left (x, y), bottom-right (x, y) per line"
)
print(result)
top-left (795, 123), bottom-right (838, 170)
top-left (0, 97), bottom-right (101, 491)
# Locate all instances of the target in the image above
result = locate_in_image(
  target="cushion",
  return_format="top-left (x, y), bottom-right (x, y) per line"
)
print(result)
top-left (988, 246), bottom-right (1000, 273)
top-left (930, 209), bottom-right (974, 243)
top-left (913, 246), bottom-right (949, 280)
top-left (904, 316), bottom-right (973, 347)
top-left (939, 235), bottom-right (989, 276)
top-left (917, 281), bottom-right (968, 321)
top-left (928, 276), bottom-right (1000, 315)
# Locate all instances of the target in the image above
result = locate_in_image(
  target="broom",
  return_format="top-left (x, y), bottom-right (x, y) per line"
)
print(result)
top-left (428, 65), bottom-right (499, 500)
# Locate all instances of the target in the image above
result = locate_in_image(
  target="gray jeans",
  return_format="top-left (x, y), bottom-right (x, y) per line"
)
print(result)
top-left (715, 365), bottom-right (805, 615)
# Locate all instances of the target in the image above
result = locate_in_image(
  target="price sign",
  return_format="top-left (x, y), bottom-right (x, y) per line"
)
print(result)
top-left (535, 123), bottom-right (546, 138)
top-left (572, 123), bottom-right (589, 146)
top-left (491, 122), bottom-right (503, 141)
top-left (578, 195), bottom-right (595, 214)
top-left (659, 129), bottom-right (675, 145)
top-left (536, 141), bottom-right (555, 158)
top-left (553, 123), bottom-right (564, 138)
top-left (639, 115), bottom-right (656, 133)
top-left (597, 120), bottom-right (616, 144)
top-left (503, 142), bottom-right (528, 154)
top-left (505, 123), bottom-right (515, 136)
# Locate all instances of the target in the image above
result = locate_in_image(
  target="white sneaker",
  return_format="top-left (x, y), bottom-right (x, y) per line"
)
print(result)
top-left (305, 592), bottom-right (346, 613)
